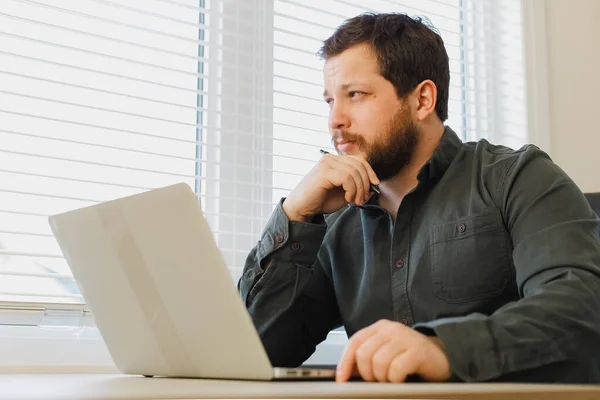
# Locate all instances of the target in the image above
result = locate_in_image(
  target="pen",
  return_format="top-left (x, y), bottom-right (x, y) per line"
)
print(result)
top-left (319, 149), bottom-right (381, 195)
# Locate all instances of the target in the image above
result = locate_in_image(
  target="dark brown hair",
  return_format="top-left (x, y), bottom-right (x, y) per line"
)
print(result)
top-left (318, 13), bottom-right (450, 122)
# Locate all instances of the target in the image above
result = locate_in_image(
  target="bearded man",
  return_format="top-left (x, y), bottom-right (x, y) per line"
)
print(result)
top-left (238, 12), bottom-right (600, 384)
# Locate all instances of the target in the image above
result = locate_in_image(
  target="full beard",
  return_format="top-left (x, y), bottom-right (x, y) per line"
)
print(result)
top-left (334, 106), bottom-right (420, 182)
top-left (367, 107), bottom-right (420, 181)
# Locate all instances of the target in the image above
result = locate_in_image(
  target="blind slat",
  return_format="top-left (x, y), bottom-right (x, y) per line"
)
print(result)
top-left (0, 138), bottom-right (323, 168)
top-left (14, 0), bottom-right (270, 45)
top-left (0, 32), bottom-right (210, 79)
top-left (0, 129), bottom-right (329, 165)
top-left (0, 51), bottom-right (209, 95)
top-left (0, 11), bottom-right (209, 63)
top-left (0, 230), bottom-right (53, 238)
top-left (0, 291), bottom-right (83, 299)
top-left (0, 180), bottom-right (300, 201)
top-left (0, 250), bottom-right (64, 259)
top-left (18, 0), bottom-right (210, 29)
top-left (0, 70), bottom-right (207, 112)
top-left (0, 270), bottom-right (74, 279)
top-left (3, 6), bottom-right (280, 60)
top-left (280, 0), bottom-right (462, 33)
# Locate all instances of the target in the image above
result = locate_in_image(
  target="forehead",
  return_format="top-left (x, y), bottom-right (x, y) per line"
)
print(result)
top-left (323, 43), bottom-right (381, 85)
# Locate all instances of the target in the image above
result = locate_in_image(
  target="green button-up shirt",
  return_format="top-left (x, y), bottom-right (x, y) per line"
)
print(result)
top-left (238, 127), bottom-right (600, 382)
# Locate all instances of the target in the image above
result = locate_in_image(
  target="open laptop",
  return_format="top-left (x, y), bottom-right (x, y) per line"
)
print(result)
top-left (48, 183), bottom-right (337, 380)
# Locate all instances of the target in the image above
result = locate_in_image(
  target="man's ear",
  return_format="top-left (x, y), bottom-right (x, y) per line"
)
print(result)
top-left (412, 80), bottom-right (437, 121)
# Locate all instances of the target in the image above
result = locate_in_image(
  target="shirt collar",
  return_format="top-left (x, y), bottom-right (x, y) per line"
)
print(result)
top-left (416, 125), bottom-right (463, 182)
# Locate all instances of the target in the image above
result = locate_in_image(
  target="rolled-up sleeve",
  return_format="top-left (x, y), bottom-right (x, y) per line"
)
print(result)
top-left (414, 147), bottom-right (600, 382)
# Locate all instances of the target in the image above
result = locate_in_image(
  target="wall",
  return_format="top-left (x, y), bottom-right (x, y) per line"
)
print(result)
top-left (543, 0), bottom-right (600, 193)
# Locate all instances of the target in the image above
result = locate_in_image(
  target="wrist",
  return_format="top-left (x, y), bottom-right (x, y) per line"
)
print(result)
top-left (282, 199), bottom-right (312, 223)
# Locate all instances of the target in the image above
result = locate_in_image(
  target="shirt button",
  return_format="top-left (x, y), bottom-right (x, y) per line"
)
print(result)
top-left (458, 223), bottom-right (467, 233)
top-left (395, 259), bottom-right (405, 269)
top-left (274, 233), bottom-right (284, 243)
top-left (400, 319), bottom-right (408, 325)
top-left (291, 242), bottom-right (301, 251)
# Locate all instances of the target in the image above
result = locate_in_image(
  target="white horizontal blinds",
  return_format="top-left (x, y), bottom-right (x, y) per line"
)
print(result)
top-left (0, 0), bottom-right (529, 317)
top-left (272, 0), bottom-right (464, 199)
top-left (0, 0), bottom-right (211, 307)
top-left (205, 0), bottom-right (275, 284)
top-left (461, 0), bottom-right (528, 148)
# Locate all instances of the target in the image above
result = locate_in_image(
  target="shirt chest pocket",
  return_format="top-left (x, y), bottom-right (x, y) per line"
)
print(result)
top-left (429, 209), bottom-right (511, 304)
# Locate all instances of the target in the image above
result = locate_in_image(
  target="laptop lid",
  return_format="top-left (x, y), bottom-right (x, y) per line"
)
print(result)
top-left (48, 183), bottom-right (274, 380)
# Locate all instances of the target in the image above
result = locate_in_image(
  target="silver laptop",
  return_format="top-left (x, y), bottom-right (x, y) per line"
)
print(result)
top-left (48, 183), bottom-right (336, 380)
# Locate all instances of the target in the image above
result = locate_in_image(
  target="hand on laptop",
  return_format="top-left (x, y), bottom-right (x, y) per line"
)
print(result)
top-left (282, 153), bottom-right (379, 222)
top-left (335, 319), bottom-right (451, 383)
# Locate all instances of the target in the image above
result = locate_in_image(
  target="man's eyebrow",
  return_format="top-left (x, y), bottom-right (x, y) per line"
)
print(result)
top-left (322, 82), bottom-right (366, 99)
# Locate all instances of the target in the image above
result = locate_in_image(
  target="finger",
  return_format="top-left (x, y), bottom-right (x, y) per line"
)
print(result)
top-left (334, 159), bottom-right (366, 204)
top-left (339, 156), bottom-right (371, 200)
top-left (354, 332), bottom-right (391, 382)
top-left (371, 340), bottom-right (406, 382)
top-left (324, 160), bottom-right (358, 204)
top-left (387, 352), bottom-right (418, 383)
top-left (336, 325), bottom-right (378, 382)
top-left (349, 155), bottom-right (380, 186)
top-left (332, 169), bottom-right (358, 204)
top-left (329, 158), bottom-right (366, 204)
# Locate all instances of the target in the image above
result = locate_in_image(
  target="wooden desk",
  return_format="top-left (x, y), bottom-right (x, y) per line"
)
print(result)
top-left (1, 374), bottom-right (600, 400)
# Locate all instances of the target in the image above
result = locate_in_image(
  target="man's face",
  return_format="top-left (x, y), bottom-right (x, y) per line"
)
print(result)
top-left (323, 43), bottom-right (420, 181)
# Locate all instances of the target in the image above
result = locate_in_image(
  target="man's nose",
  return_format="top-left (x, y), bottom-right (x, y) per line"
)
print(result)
top-left (328, 102), bottom-right (351, 131)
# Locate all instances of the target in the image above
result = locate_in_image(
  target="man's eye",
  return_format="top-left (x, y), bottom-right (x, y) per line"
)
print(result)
top-left (349, 91), bottom-right (363, 98)
top-left (325, 98), bottom-right (333, 105)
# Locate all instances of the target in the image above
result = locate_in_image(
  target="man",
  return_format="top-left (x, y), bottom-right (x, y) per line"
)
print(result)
top-left (238, 13), bottom-right (600, 383)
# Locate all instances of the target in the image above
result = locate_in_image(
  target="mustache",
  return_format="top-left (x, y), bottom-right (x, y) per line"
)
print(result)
top-left (331, 130), bottom-right (365, 146)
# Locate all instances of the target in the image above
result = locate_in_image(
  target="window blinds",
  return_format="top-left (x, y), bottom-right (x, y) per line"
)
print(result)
top-left (0, 0), bottom-right (527, 323)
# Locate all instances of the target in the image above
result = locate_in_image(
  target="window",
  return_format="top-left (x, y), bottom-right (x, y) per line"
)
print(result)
top-left (271, 0), bottom-right (528, 200)
top-left (0, 0), bottom-right (529, 366)
top-left (0, 0), bottom-right (208, 324)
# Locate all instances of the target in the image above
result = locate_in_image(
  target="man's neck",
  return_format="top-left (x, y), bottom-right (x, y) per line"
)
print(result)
top-left (378, 123), bottom-right (445, 220)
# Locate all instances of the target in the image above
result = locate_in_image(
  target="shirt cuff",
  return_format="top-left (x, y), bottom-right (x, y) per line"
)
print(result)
top-left (413, 314), bottom-right (500, 382)
top-left (256, 199), bottom-right (327, 266)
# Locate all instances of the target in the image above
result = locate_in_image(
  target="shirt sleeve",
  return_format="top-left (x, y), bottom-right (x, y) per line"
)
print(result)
top-left (238, 199), bottom-right (342, 367)
top-left (413, 147), bottom-right (600, 382)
